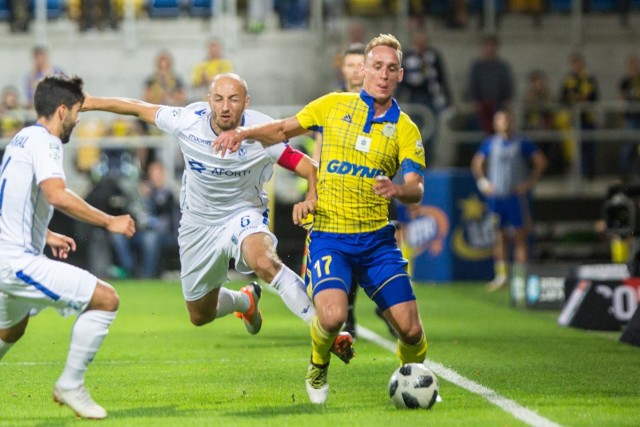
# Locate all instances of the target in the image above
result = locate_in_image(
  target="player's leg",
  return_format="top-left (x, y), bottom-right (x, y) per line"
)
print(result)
top-left (488, 227), bottom-right (508, 291)
top-left (487, 198), bottom-right (508, 290)
top-left (0, 293), bottom-right (30, 359)
top-left (238, 224), bottom-right (353, 363)
top-left (344, 278), bottom-right (357, 338)
top-left (4, 256), bottom-right (116, 419)
top-left (305, 232), bottom-right (353, 403)
top-left (240, 232), bottom-right (314, 324)
top-left (53, 279), bottom-right (118, 419)
top-left (359, 225), bottom-right (427, 364)
top-left (384, 298), bottom-right (427, 364)
top-left (179, 222), bottom-right (259, 333)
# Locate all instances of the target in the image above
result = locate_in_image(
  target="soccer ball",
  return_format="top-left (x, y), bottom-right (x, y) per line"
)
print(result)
top-left (388, 363), bottom-right (439, 409)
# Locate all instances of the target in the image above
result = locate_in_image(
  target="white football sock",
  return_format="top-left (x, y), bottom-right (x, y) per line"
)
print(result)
top-left (216, 287), bottom-right (250, 318)
top-left (0, 338), bottom-right (14, 360)
top-left (56, 310), bottom-right (117, 390)
top-left (270, 266), bottom-right (315, 324)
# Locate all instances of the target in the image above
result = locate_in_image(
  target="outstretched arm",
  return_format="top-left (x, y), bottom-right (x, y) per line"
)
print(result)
top-left (82, 95), bottom-right (162, 125)
top-left (40, 177), bottom-right (136, 237)
top-left (214, 116), bottom-right (307, 157)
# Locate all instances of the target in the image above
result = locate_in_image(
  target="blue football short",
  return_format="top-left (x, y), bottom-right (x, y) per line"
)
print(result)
top-left (307, 224), bottom-right (415, 311)
top-left (487, 193), bottom-right (530, 229)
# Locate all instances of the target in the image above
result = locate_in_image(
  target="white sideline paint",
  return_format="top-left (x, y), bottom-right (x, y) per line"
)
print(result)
top-left (358, 326), bottom-right (563, 427)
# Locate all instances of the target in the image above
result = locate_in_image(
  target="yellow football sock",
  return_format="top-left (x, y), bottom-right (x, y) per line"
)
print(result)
top-left (310, 316), bottom-right (338, 366)
top-left (495, 261), bottom-right (507, 279)
top-left (397, 334), bottom-right (427, 364)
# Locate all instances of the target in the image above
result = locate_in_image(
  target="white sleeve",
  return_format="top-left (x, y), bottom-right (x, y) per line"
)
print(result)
top-left (33, 140), bottom-right (65, 184)
top-left (264, 142), bottom-right (287, 163)
top-left (155, 106), bottom-right (186, 136)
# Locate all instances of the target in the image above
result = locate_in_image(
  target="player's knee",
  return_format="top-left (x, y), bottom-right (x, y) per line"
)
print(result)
top-left (102, 285), bottom-right (120, 312)
top-left (0, 327), bottom-right (25, 343)
top-left (91, 282), bottom-right (120, 312)
top-left (251, 255), bottom-right (280, 283)
top-left (397, 324), bottom-right (424, 345)
top-left (318, 314), bottom-right (347, 334)
top-left (189, 310), bottom-right (216, 327)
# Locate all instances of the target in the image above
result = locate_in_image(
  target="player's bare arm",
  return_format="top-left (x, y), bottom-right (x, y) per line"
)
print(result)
top-left (373, 173), bottom-right (424, 204)
top-left (292, 155), bottom-right (318, 226)
top-left (470, 153), bottom-right (494, 195)
top-left (214, 116), bottom-right (306, 157)
top-left (82, 95), bottom-right (161, 125)
top-left (40, 177), bottom-right (136, 237)
top-left (46, 229), bottom-right (76, 259)
top-left (514, 150), bottom-right (548, 194)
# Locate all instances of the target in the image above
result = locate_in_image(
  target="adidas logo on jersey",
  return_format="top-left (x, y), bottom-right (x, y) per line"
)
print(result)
top-left (341, 114), bottom-right (353, 123)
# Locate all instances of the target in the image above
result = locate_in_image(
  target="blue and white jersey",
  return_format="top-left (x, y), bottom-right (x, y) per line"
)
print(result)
top-left (156, 102), bottom-right (286, 226)
top-left (0, 125), bottom-right (66, 255)
top-left (477, 135), bottom-right (538, 197)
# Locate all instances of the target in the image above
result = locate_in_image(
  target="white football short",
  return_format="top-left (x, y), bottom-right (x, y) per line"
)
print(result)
top-left (179, 209), bottom-right (277, 302)
top-left (0, 253), bottom-right (98, 329)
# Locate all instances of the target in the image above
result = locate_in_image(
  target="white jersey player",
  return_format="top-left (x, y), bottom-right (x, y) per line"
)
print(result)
top-left (82, 73), bottom-right (354, 363)
top-left (0, 75), bottom-right (136, 419)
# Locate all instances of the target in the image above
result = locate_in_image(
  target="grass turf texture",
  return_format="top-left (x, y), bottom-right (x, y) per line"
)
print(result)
top-left (1, 280), bottom-right (639, 426)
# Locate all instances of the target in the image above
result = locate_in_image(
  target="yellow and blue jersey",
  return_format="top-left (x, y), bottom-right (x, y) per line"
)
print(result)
top-left (296, 90), bottom-right (425, 234)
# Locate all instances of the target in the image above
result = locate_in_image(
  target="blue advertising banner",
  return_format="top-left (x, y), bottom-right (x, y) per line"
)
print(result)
top-left (400, 168), bottom-right (494, 282)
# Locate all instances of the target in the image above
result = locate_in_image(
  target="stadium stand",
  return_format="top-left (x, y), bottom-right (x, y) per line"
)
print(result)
top-left (0, 0), bottom-right (9, 21)
top-left (188, 0), bottom-right (213, 17)
top-left (148, 0), bottom-right (181, 18)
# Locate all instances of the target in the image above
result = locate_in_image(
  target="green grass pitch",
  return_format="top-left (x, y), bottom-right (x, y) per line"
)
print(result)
top-left (1, 280), bottom-right (639, 426)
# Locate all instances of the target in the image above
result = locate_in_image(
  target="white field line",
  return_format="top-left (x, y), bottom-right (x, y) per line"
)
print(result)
top-left (358, 326), bottom-right (563, 427)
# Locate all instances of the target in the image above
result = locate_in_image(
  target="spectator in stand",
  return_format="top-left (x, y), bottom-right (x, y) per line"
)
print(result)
top-left (144, 50), bottom-right (187, 107)
top-left (190, 38), bottom-right (234, 100)
top-left (619, 54), bottom-right (640, 180)
top-left (522, 69), bottom-right (562, 173)
top-left (466, 34), bottom-right (514, 134)
top-left (0, 85), bottom-right (26, 139)
top-left (558, 51), bottom-right (599, 180)
top-left (78, 0), bottom-right (118, 32)
top-left (399, 30), bottom-right (452, 163)
top-left (7, 0), bottom-right (31, 32)
top-left (24, 46), bottom-right (65, 110)
top-left (110, 161), bottom-right (178, 279)
top-left (140, 50), bottom-right (187, 168)
top-left (522, 70), bottom-right (554, 131)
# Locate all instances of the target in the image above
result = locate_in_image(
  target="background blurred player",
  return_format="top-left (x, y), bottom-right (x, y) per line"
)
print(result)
top-left (213, 34), bottom-right (428, 405)
top-left (81, 73), bottom-right (354, 362)
top-left (471, 110), bottom-right (547, 291)
top-left (0, 75), bottom-right (136, 419)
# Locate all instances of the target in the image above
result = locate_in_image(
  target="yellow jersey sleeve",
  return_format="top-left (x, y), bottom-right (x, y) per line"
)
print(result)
top-left (398, 111), bottom-right (426, 171)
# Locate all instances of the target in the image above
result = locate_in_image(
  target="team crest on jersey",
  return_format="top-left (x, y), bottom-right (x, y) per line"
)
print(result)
top-left (238, 147), bottom-right (247, 159)
top-left (382, 123), bottom-right (396, 137)
top-left (49, 142), bottom-right (61, 160)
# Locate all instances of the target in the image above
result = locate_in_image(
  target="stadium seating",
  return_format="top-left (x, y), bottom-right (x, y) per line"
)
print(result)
top-left (0, 0), bottom-right (10, 21)
top-left (39, 0), bottom-right (66, 20)
top-left (187, 0), bottom-right (212, 17)
top-left (148, 0), bottom-right (181, 18)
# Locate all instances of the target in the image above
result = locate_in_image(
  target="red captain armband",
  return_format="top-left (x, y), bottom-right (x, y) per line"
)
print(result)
top-left (277, 144), bottom-right (305, 171)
